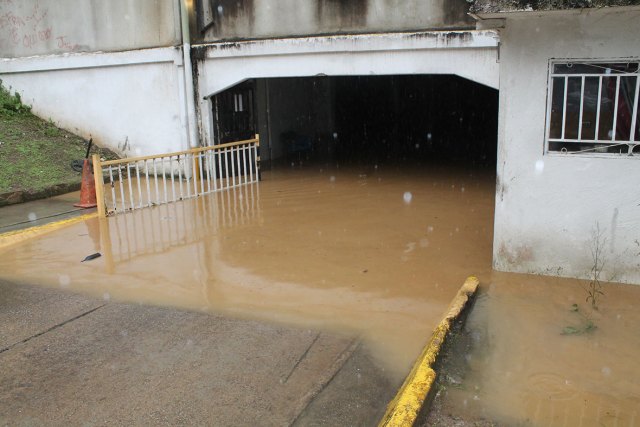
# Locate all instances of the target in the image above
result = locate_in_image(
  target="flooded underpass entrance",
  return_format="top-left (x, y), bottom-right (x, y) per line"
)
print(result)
top-left (3, 73), bottom-right (640, 426)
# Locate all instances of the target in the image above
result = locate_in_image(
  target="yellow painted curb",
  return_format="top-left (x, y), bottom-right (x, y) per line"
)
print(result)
top-left (378, 276), bottom-right (480, 427)
top-left (0, 212), bottom-right (98, 251)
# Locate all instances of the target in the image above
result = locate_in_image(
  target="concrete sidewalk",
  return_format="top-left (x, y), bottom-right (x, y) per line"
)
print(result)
top-left (0, 280), bottom-right (396, 426)
top-left (0, 190), bottom-right (93, 234)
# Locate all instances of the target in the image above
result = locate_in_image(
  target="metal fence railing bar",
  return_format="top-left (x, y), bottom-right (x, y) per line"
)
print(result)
top-left (92, 135), bottom-right (260, 217)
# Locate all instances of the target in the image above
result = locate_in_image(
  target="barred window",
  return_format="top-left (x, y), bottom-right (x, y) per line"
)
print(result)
top-left (546, 60), bottom-right (640, 156)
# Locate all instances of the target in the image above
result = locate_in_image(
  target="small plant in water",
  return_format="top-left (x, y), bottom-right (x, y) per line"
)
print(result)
top-left (562, 223), bottom-right (606, 335)
top-left (585, 223), bottom-right (606, 310)
top-left (562, 304), bottom-right (597, 335)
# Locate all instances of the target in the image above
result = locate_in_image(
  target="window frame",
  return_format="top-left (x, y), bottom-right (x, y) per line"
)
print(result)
top-left (544, 58), bottom-right (640, 158)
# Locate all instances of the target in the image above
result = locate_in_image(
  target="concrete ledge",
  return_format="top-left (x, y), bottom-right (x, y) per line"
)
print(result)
top-left (0, 212), bottom-right (97, 251)
top-left (0, 46), bottom-right (182, 74)
top-left (378, 276), bottom-right (480, 427)
top-left (0, 182), bottom-right (82, 207)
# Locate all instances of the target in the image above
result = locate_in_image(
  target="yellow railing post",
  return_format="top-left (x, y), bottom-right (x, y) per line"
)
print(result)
top-left (254, 134), bottom-right (261, 181)
top-left (92, 154), bottom-right (106, 218)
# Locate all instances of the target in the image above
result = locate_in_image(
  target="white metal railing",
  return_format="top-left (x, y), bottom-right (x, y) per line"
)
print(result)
top-left (92, 135), bottom-right (260, 217)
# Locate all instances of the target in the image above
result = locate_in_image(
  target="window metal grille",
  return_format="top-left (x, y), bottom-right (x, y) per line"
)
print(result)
top-left (545, 60), bottom-right (640, 156)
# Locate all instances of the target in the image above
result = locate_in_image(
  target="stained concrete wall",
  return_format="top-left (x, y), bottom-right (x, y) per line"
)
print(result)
top-left (0, 0), bottom-right (180, 58)
top-left (0, 1), bottom-right (188, 157)
top-left (197, 0), bottom-right (473, 41)
top-left (493, 8), bottom-right (640, 284)
top-left (1, 48), bottom-right (188, 157)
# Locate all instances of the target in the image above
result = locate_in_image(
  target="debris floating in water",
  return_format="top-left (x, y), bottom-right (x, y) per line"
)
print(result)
top-left (81, 253), bottom-right (101, 262)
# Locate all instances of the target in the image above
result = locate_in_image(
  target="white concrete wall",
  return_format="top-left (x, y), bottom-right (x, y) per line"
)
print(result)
top-left (0, 0), bottom-right (180, 58)
top-left (0, 48), bottom-right (189, 157)
top-left (494, 8), bottom-right (640, 284)
top-left (196, 30), bottom-right (500, 152)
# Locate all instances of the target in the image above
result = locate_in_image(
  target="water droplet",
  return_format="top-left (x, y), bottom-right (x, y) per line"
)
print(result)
top-left (217, 5), bottom-right (223, 13)
top-left (403, 192), bottom-right (412, 204)
top-left (28, 212), bottom-right (37, 221)
top-left (329, 176), bottom-right (336, 183)
top-left (103, 292), bottom-right (111, 301)
top-left (427, 133), bottom-right (432, 141)
top-left (58, 274), bottom-right (70, 287)
top-left (427, 226), bottom-right (434, 233)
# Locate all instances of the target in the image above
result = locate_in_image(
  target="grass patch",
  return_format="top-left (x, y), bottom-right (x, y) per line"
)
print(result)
top-left (0, 84), bottom-right (117, 196)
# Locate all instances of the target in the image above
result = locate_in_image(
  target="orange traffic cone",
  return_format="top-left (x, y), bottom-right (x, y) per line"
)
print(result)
top-left (74, 159), bottom-right (97, 208)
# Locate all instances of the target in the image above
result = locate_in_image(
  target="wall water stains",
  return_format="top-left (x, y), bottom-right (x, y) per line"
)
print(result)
top-left (0, 0), bottom-right (180, 58)
top-left (197, 0), bottom-right (474, 42)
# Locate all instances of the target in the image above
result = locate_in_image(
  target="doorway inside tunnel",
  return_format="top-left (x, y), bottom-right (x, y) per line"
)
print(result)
top-left (211, 75), bottom-right (498, 169)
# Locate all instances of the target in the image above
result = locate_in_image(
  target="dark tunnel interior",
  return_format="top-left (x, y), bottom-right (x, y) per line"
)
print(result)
top-left (212, 75), bottom-right (499, 168)
top-left (332, 75), bottom-right (498, 166)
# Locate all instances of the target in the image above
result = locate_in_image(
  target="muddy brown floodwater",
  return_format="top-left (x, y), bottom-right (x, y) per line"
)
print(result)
top-left (434, 272), bottom-right (640, 427)
top-left (1, 164), bottom-right (639, 426)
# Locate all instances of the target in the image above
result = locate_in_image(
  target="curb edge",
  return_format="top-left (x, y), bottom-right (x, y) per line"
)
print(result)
top-left (0, 212), bottom-right (98, 251)
top-left (378, 275), bottom-right (480, 427)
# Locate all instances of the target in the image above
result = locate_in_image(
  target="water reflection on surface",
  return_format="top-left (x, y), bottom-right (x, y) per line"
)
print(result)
top-left (0, 166), bottom-right (494, 376)
top-left (1, 165), bottom-right (639, 425)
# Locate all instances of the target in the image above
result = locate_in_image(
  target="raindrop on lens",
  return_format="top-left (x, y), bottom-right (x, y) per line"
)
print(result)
top-left (28, 212), bottom-right (37, 221)
top-left (58, 274), bottom-right (71, 287)
top-left (403, 192), bottom-right (412, 204)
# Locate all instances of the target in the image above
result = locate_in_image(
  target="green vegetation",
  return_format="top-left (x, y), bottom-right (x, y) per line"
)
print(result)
top-left (562, 303), bottom-right (597, 335)
top-left (585, 223), bottom-right (606, 309)
top-left (562, 223), bottom-right (607, 335)
top-left (0, 83), bottom-right (116, 201)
